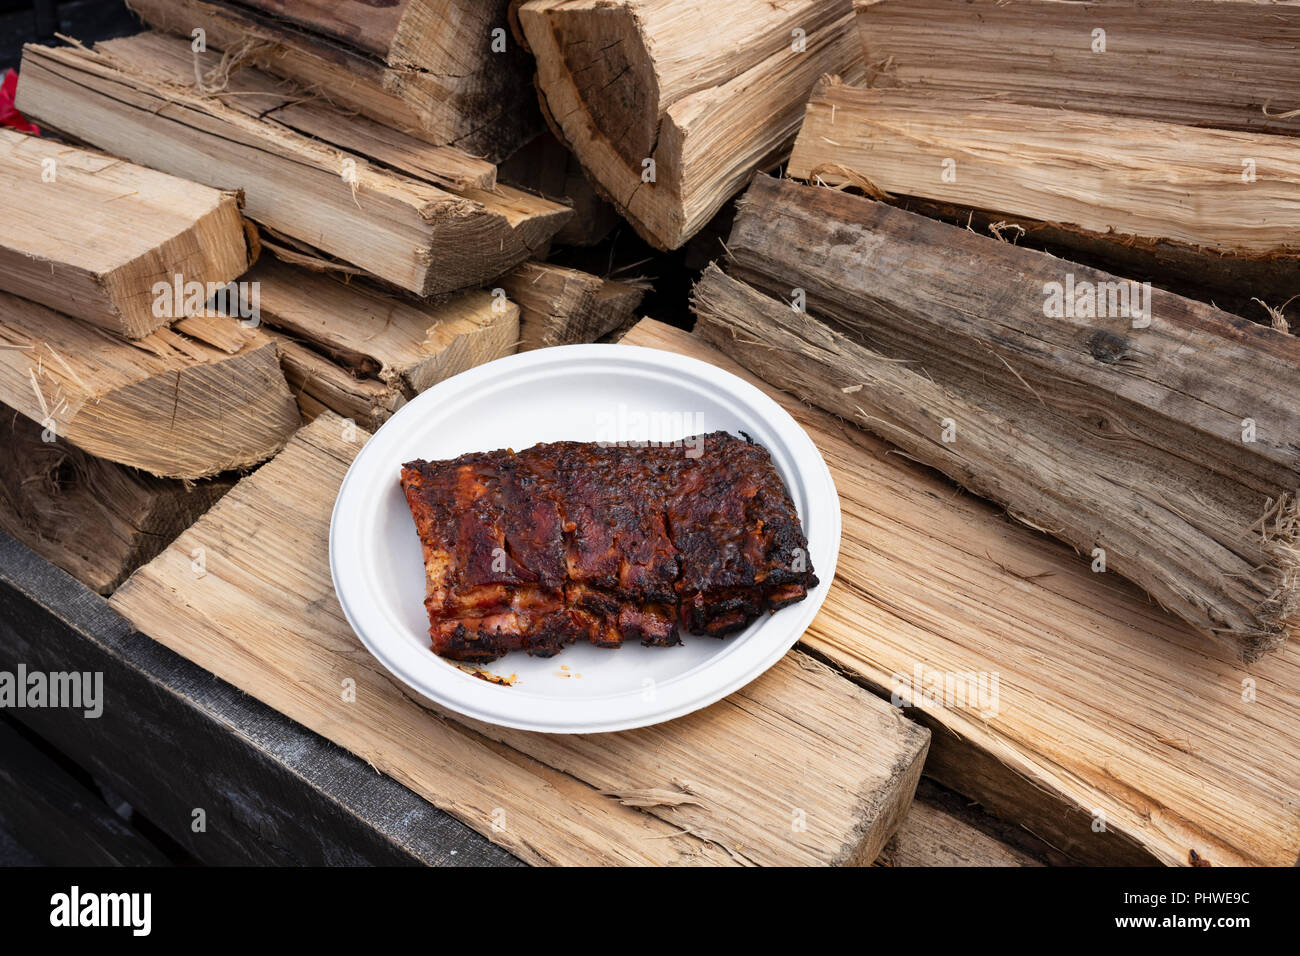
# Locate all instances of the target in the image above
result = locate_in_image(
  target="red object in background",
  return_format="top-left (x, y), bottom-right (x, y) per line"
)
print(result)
top-left (0, 70), bottom-right (40, 135)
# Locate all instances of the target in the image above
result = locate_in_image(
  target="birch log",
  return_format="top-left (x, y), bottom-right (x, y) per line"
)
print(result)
top-left (695, 175), bottom-right (1300, 662)
top-left (0, 128), bottom-right (251, 339)
top-left (518, 0), bottom-right (864, 249)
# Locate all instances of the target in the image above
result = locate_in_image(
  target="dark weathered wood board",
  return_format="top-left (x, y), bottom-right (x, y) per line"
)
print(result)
top-left (0, 530), bottom-right (517, 866)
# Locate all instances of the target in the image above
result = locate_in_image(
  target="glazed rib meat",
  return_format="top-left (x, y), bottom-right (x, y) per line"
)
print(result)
top-left (399, 432), bottom-right (818, 662)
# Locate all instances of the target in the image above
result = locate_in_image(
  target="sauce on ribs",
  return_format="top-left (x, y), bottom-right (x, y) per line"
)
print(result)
top-left (399, 432), bottom-right (817, 662)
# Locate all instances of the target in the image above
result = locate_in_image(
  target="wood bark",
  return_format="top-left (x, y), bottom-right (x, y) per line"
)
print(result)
top-left (111, 412), bottom-right (932, 866)
top-left (788, 78), bottom-right (1300, 319)
top-left (16, 33), bottom-right (571, 296)
top-left (498, 260), bottom-right (644, 350)
top-left (0, 289), bottom-right (299, 479)
top-left (0, 128), bottom-right (251, 339)
top-left (694, 176), bottom-right (1300, 661)
top-left (126, 0), bottom-right (543, 160)
top-left (853, 0), bottom-right (1300, 137)
top-left (623, 317), bottom-right (1300, 868)
top-left (0, 409), bottom-right (232, 594)
top-left (518, 0), bottom-right (864, 249)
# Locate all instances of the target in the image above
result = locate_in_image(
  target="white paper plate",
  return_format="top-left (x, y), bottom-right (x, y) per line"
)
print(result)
top-left (329, 344), bottom-right (840, 733)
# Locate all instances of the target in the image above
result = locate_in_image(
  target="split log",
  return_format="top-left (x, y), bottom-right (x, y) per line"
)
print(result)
top-left (853, 0), bottom-right (1300, 137)
top-left (250, 257), bottom-right (519, 427)
top-left (0, 128), bottom-right (251, 340)
top-left (268, 331), bottom-right (400, 431)
top-left (787, 78), bottom-right (1300, 319)
top-left (111, 412), bottom-right (931, 866)
top-left (15, 34), bottom-right (571, 296)
top-left (624, 318), bottom-right (1300, 867)
top-left (498, 261), bottom-right (644, 351)
top-left (693, 175), bottom-right (1300, 662)
top-left (499, 132), bottom-right (618, 247)
top-left (518, 0), bottom-right (864, 249)
top-left (125, 0), bottom-right (542, 161)
top-left (0, 409), bottom-right (232, 594)
top-left (253, 258), bottom-right (519, 394)
top-left (0, 289), bottom-right (299, 479)
top-left (878, 783), bottom-right (1046, 868)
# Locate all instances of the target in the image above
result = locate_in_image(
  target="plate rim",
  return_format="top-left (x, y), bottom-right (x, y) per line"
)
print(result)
top-left (329, 343), bottom-right (841, 733)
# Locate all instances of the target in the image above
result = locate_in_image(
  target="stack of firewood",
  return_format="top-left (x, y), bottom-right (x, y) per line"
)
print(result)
top-left (0, 0), bottom-right (652, 593)
top-left (0, 0), bottom-right (1298, 867)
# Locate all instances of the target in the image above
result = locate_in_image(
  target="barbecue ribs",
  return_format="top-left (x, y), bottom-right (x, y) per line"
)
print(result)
top-left (399, 432), bottom-right (818, 661)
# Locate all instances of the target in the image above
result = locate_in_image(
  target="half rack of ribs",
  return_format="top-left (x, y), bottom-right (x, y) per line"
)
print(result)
top-left (399, 432), bottom-right (818, 661)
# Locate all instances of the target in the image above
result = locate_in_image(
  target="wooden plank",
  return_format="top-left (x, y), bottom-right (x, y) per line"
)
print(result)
top-left (713, 175), bottom-right (1300, 661)
top-left (0, 407), bottom-right (232, 594)
top-left (0, 530), bottom-right (518, 866)
top-left (15, 34), bottom-right (570, 296)
top-left (499, 260), bottom-right (644, 350)
top-left (110, 412), bottom-right (931, 866)
top-left (0, 127), bottom-right (251, 339)
top-left (0, 290), bottom-right (299, 479)
top-left (0, 717), bottom-right (171, 866)
top-left (518, 0), bottom-right (865, 249)
top-left (619, 318), bottom-right (1300, 867)
top-left (853, 0), bottom-right (1300, 137)
top-left (125, 0), bottom-right (542, 161)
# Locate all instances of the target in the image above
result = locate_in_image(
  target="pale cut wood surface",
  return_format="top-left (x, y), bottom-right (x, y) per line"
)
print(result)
top-left (110, 412), bottom-right (931, 866)
top-left (0, 409), bottom-right (232, 595)
top-left (0, 290), bottom-right (299, 479)
top-left (519, 0), bottom-right (865, 248)
top-left (16, 35), bottom-right (569, 296)
top-left (789, 79), bottom-right (1300, 256)
top-left (251, 257), bottom-right (519, 395)
top-left (0, 128), bottom-right (250, 339)
top-left (499, 261), bottom-right (645, 350)
top-left (126, 0), bottom-right (542, 161)
top-left (853, 0), bottom-right (1300, 137)
top-left (716, 175), bottom-right (1300, 660)
top-left (621, 318), bottom-right (1300, 867)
